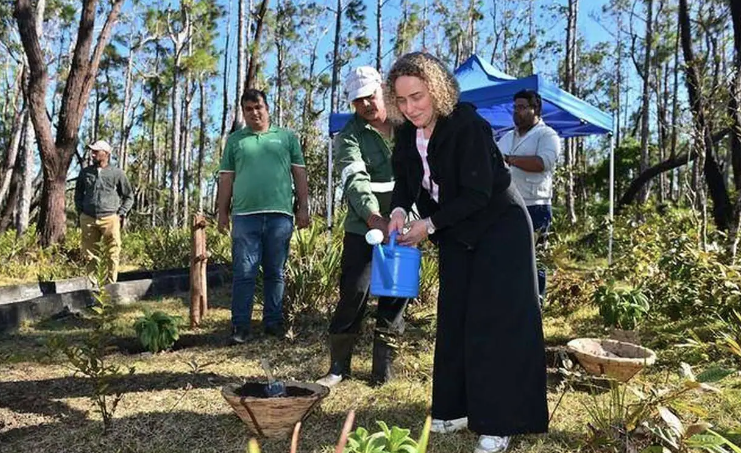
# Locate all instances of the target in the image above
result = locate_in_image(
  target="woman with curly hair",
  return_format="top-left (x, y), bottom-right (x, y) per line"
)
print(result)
top-left (386, 52), bottom-right (548, 453)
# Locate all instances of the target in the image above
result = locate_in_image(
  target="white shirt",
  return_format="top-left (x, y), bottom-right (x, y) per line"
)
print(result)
top-left (416, 128), bottom-right (439, 203)
top-left (497, 119), bottom-right (560, 206)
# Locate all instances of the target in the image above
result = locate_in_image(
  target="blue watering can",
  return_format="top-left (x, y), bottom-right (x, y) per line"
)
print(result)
top-left (366, 229), bottom-right (421, 298)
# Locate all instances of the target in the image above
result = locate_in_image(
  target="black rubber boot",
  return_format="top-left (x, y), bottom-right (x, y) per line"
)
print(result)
top-left (328, 333), bottom-right (357, 377)
top-left (371, 331), bottom-right (397, 385)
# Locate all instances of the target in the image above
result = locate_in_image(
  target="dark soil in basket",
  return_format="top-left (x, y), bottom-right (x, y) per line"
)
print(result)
top-left (237, 382), bottom-right (314, 398)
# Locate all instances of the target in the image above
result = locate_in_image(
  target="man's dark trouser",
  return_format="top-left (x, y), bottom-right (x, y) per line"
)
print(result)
top-left (526, 204), bottom-right (552, 299)
top-left (327, 232), bottom-right (408, 382)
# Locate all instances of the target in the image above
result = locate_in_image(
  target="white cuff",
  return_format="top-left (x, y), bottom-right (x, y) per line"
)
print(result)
top-left (391, 207), bottom-right (407, 218)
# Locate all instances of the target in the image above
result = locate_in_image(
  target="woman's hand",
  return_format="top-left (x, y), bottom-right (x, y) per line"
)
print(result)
top-left (388, 209), bottom-right (406, 236)
top-left (398, 219), bottom-right (428, 246)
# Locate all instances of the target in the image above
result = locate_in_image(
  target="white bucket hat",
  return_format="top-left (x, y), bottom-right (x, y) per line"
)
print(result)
top-left (344, 66), bottom-right (382, 101)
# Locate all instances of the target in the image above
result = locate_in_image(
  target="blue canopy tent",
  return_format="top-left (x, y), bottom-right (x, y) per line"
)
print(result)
top-left (326, 54), bottom-right (616, 261)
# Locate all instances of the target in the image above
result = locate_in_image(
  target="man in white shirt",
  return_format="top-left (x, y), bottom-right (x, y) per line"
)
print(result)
top-left (497, 90), bottom-right (560, 304)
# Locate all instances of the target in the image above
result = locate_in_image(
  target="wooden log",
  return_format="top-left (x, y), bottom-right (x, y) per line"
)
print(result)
top-left (190, 214), bottom-right (208, 327)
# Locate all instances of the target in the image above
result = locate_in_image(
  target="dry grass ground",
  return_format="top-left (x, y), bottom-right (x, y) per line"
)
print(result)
top-left (1, 289), bottom-right (739, 453)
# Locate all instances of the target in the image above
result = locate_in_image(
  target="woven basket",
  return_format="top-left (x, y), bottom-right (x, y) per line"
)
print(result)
top-left (567, 338), bottom-right (656, 382)
top-left (222, 380), bottom-right (329, 437)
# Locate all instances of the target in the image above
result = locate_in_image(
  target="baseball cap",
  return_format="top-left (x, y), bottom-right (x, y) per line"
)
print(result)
top-left (87, 140), bottom-right (113, 154)
top-left (344, 66), bottom-right (382, 101)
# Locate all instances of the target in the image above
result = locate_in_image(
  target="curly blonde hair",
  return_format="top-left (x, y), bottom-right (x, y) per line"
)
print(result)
top-left (384, 52), bottom-right (460, 124)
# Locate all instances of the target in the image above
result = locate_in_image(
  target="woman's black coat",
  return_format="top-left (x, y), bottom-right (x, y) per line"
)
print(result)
top-left (391, 102), bottom-right (517, 248)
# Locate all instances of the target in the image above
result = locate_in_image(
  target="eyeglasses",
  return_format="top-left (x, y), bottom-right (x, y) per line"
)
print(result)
top-left (514, 104), bottom-right (535, 112)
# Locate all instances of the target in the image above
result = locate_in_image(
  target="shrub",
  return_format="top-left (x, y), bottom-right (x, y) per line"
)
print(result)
top-left (283, 219), bottom-right (343, 326)
top-left (594, 282), bottom-right (650, 330)
top-left (134, 310), bottom-right (182, 353)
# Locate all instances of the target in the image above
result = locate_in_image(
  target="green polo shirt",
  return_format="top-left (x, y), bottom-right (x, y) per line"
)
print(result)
top-left (220, 125), bottom-right (305, 216)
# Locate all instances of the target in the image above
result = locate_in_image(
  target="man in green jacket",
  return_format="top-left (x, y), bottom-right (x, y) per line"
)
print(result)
top-left (317, 66), bottom-right (408, 387)
top-left (74, 140), bottom-right (134, 283)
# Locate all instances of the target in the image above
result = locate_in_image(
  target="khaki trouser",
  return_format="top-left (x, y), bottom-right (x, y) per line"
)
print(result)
top-left (80, 213), bottom-right (121, 283)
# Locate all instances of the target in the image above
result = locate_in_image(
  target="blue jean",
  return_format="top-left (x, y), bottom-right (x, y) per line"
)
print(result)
top-left (231, 213), bottom-right (294, 329)
top-left (526, 205), bottom-right (552, 297)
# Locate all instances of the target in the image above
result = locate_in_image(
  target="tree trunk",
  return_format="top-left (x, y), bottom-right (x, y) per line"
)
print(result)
top-left (638, 0), bottom-right (654, 203)
top-left (376, 0), bottom-right (383, 72)
top-left (330, 0), bottom-right (342, 113)
top-left (670, 26), bottom-right (680, 201)
top-left (726, 0), bottom-right (741, 260)
top-left (564, 0), bottom-right (578, 224)
top-left (16, 110), bottom-right (34, 236)
top-left (245, 0), bottom-right (269, 91)
top-left (149, 45), bottom-right (160, 227)
top-left (219, 3), bottom-right (232, 166)
top-left (0, 167), bottom-right (20, 234)
top-left (168, 7), bottom-right (190, 228)
top-left (170, 67), bottom-right (182, 228)
top-left (15, 0), bottom-right (125, 246)
top-left (181, 38), bottom-right (193, 223)
top-left (275, 9), bottom-right (284, 128)
top-left (679, 0), bottom-right (732, 230)
top-left (197, 78), bottom-right (207, 213)
top-left (182, 78), bottom-right (192, 223)
top-left (0, 106), bottom-right (25, 205)
top-left (118, 32), bottom-right (137, 171)
top-left (235, 0), bottom-right (248, 127)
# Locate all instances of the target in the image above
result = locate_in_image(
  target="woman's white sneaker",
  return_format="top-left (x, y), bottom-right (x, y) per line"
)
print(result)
top-left (315, 373), bottom-right (343, 388)
top-left (474, 435), bottom-right (510, 453)
top-left (430, 417), bottom-right (468, 433)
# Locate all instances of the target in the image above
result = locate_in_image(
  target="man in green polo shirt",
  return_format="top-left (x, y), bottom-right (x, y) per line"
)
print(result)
top-left (316, 66), bottom-right (408, 388)
top-left (218, 89), bottom-right (310, 344)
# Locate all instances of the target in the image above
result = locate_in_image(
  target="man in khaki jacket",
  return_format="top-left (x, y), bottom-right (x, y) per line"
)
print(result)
top-left (74, 140), bottom-right (134, 283)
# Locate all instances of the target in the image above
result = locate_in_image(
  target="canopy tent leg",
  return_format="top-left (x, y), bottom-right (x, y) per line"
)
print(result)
top-left (327, 138), bottom-right (334, 232)
top-left (608, 131), bottom-right (615, 266)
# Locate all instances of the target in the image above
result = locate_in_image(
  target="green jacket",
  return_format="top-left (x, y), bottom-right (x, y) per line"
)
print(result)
top-left (74, 164), bottom-right (134, 219)
top-left (334, 114), bottom-right (395, 236)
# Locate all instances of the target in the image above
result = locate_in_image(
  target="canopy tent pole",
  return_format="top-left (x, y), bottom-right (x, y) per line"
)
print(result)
top-left (327, 138), bottom-right (334, 231)
top-left (608, 129), bottom-right (615, 266)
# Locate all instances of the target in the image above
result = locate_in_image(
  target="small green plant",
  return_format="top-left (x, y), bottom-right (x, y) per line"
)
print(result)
top-left (345, 420), bottom-right (430, 453)
top-left (595, 282), bottom-right (650, 330)
top-left (46, 256), bottom-right (135, 434)
top-left (134, 310), bottom-right (182, 353)
top-left (243, 413), bottom-right (431, 453)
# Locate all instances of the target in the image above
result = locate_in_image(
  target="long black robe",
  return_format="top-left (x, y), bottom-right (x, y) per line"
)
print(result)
top-left (391, 102), bottom-right (548, 436)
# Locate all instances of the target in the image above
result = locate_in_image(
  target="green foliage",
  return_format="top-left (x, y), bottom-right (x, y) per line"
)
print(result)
top-left (598, 206), bottom-right (741, 321)
top-left (575, 363), bottom-right (738, 453)
top-left (595, 282), bottom-right (650, 330)
top-left (283, 219), bottom-right (342, 327)
top-left (345, 420), bottom-right (429, 453)
top-left (714, 311), bottom-right (741, 364)
top-left (46, 261), bottom-right (135, 434)
top-left (417, 249), bottom-right (439, 308)
top-left (134, 310), bottom-right (182, 353)
top-left (0, 225), bottom-right (84, 283)
top-left (122, 225), bottom-right (231, 270)
top-left (345, 426), bottom-right (386, 453)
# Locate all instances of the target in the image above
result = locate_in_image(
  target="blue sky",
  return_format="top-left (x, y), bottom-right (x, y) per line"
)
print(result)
top-left (213, 0), bottom-right (629, 121)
